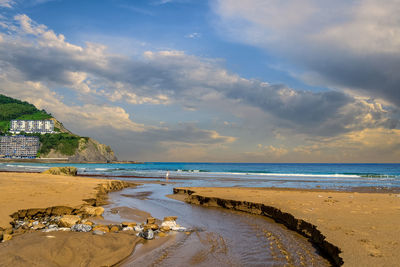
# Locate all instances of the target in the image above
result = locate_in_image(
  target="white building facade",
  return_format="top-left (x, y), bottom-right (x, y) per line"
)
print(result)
top-left (10, 120), bottom-right (54, 134)
top-left (0, 135), bottom-right (40, 158)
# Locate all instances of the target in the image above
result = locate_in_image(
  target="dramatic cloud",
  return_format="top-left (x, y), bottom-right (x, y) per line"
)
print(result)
top-left (0, 13), bottom-right (398, 161)
top-left (214, 0), bottom-right (400, 107)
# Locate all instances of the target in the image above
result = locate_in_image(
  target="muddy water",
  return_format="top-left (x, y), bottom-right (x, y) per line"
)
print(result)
top-left (102, 184), bottom-right (330, 266)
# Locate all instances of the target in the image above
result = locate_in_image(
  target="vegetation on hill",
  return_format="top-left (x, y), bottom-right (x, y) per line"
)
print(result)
top-left (23, 132), bottom-right (88, 156)
top-left (0, 94), bottom-right (52, 133)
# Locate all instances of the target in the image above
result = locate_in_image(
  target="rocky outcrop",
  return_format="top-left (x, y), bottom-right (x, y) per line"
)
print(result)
top-left (59, 215), bottom-right (80, 228)
top-left (1, 180), bottom-right (134, 242)
top-left (42, 137), bottom-right (117, 163)
top-left (173, 188), bottom-right (343, 267)
top-left (40, 118), bottom-right (118, 163)
top-left (42, 167), bottom-right (78, 176)
top-left (70, 137), bottom-right (117, 163)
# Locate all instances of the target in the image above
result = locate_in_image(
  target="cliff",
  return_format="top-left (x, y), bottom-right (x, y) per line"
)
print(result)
top-left (41, 134), bottom-right (117, 163)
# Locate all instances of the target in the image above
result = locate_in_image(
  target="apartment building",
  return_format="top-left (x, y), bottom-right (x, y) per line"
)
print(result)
top-left (0, 135), bottom-right (40, 158)
top-left (10, 120), bottom-right (54, 134)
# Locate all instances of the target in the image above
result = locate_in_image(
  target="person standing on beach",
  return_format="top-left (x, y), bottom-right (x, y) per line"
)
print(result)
top-left (166, 170), bottom-right (169, 181)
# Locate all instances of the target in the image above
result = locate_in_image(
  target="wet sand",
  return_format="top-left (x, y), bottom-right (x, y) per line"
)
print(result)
top-left (109, 183), bottom-right (331, 266)
top-left (0, 231), bottom-right (140, 267)
top-left (0, 172), bottom-right (140, 266)
top-left (172, 187), bottom-right (400, 266)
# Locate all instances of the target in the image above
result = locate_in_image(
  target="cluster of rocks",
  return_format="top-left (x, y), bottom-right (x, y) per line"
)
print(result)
top-left (1, 214), bottom-right (187, 242)
top-left (137, 216), bottom-right (187, 240)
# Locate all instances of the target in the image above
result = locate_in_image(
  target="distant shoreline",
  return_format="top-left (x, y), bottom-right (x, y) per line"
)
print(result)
top-left (0, 158), bottom-right (142, 164)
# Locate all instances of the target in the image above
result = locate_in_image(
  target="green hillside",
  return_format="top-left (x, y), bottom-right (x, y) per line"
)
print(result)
top-left (0, 94), bottom-right (82, 156)
top-left (0, 94), bottom-right (52, 133)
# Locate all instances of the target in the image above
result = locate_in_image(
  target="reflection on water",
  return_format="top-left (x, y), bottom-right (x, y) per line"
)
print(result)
top-left (101, 184), bottom-right (330, 266)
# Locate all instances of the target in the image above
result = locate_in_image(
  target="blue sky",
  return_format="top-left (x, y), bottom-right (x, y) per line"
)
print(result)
top-left (0, 0), bottom-right (399, 162)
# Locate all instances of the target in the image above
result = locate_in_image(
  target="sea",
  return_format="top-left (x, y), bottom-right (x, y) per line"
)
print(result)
top-left (1, 162), bottom-right (400, 190)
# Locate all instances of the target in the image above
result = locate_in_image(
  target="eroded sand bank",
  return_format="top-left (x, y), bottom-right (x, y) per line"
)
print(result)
top-left (0, 172), bottom-right (116, 229)
top-left (172, 187), bottom-right (400, 267)
top-left (0, 172), bottom-right (139, 266)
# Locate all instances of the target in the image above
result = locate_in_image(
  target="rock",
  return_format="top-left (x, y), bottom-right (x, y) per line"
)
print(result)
top-left (146, 217), bottom-right (156, 224)
top-left (48, 224), bottom-right (58, 229)
top-left (58, 227), bottom-right (71, 231)
top-left (51, 207), bottom-right (74, 216)
top-left (163, 216), bottom-right (178, 222)
top-left (157, 232), bottom-right (168, 237)
top-left (42, 228), bottom-right (58, 233)
top-left (139, 229), bottom-right (154, 240)
top-left (0, 230), bottom-right (3, 241)
top-left (93, 225), bottom-right (110, 233)
top-left (93, 230), bottom-right (105, 236)
top-left (42, 167), bottom-right (78, 176)
top-left (32, 223), bottom-right (46, 230)
top-left (134, 226), bottom-right (143, 232)
top-left (171, 226), bottom-right (187, 232)
top-left (80, 206), bottom-right (104, 216)
top-left (144, 224), bottom-right (159, 231)
top-left (59, 215), bottom-right (80, 227)
top-left (160, 226), bottom-right (170, 232)
top-left (161, 220), bottom-right (177, 228)
top-left (122, 227), bottom-right (134, 231)
top-left (122, 222), bottom-right (137, 228)
top-left (71, 224), bottom-right (92, 232)
top-left (14, 220), bottom-right (25, 229)
top-left (4, 228), bottom-right (13, 235)
top-left (2, 234), bottom-right (12, 241)
top-left (109, 225), bottom-right (120, 232)
top-left (82, 220), bottom-right (94, 226)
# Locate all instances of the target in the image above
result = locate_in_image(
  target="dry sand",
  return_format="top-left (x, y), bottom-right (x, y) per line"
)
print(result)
top-left (0, 172), bottom-right (140, 266)
top-left (172, 187), bottom-right (400, 267)
top-left (0, 172), bottom-right (109, 229)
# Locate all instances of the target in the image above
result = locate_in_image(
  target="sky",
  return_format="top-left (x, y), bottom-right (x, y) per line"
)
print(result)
top-left (0, 0), bottom-right (399, 162)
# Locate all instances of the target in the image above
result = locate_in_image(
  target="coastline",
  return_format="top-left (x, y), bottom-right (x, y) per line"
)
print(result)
top-left (172, 187), bottom-right (400, 267)
top-left (0, 158), bottom-right (142, 164)
top-left (0, 172), bottom-right (139, 266)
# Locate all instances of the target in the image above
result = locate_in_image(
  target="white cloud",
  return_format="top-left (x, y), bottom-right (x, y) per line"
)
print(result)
top-left (0, 0), bottom-right (14, 8)
top-left (214, 0), bottom-right (400, 107)
top-left (0, 13), bottom-right (399, 161)
top-left (0, 14), bottom-right (397, 137)
top-left (185, 32), bottom-right (201, 39)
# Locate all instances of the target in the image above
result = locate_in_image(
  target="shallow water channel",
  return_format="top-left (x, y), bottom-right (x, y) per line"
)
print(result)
top-left (101, 183), bottom-right (330, 266)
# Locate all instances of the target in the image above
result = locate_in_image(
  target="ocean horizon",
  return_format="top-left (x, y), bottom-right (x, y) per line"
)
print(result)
top-left (2, 162), bottom-right (400, 190)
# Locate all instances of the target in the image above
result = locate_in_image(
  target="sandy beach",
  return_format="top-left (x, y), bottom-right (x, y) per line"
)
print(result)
top-left (172, 187), bottom-right (400, 267)
top-left (0, 172), bottom-right (115, 229)
top-left (0, 172), bottom-right (140, 266)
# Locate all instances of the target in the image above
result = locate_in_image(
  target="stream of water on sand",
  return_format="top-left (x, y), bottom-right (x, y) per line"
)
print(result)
top-left (100, 183), bottom-right (331, 267)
